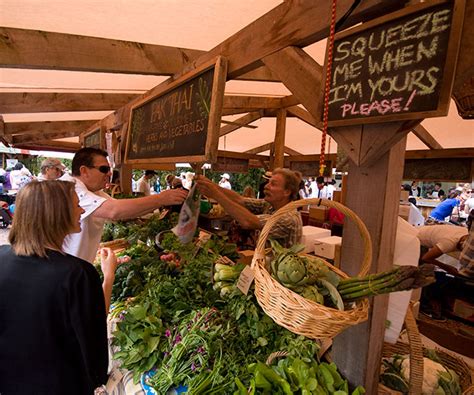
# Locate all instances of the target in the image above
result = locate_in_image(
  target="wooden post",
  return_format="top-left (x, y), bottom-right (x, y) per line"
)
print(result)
top-left (332, 135), bottom-right (407, 393)
top-left (273, 109), bottom-right (286, 169)
top-left (120, 164), bottom-right (133, 195)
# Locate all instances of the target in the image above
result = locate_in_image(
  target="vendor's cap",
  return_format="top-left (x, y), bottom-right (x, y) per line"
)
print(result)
top-left (221, 173), bottom-right (230, 179)
top-left (262, 171), bottom-right (272, 180)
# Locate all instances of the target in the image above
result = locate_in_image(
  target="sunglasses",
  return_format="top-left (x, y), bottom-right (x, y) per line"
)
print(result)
top-left (89, 165), bottom-right (111, 174)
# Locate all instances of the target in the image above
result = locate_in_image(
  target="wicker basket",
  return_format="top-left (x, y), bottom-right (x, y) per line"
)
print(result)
top-left (380, 305), bottom-right (474, 394)
top-left (251, 198), bottom-right (373, 339)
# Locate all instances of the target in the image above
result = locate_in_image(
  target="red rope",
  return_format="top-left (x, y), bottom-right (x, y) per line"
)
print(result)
top-left (320, 0), bottom-right (338, 177)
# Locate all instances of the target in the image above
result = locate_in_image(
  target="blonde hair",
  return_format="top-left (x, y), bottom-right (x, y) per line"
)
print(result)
top-left (9, 180), bottom-right (77, 257)
top-left (272, 168), bottom-right (302, 201)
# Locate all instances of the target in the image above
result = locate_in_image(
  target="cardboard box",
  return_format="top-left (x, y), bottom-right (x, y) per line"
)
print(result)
top-left (301, 226), bottom-right (331, 253)
top-left (237, 250), bottom-right (254, 265)
top-left (332, 190), bottom-right (342, 203)
top-left (400, 190), bottom-right (409, 202)
top-left (398, 203), bottom-right (410, 221)
top-left (314, 236), bottom-right (342, 259)
top-left (309, 206), bottom-right (329, 221)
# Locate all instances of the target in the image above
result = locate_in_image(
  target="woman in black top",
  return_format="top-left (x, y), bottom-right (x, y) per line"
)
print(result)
top-left (0, 180), bottom-right (115, 394)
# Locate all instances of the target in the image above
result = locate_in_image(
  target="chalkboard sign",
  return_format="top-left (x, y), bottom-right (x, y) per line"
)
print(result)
top-left (324, 0), bottom-right (465, 126)
top-left (125, 57), bottom-right (227, 164)
top-left (213, 157), bottom-right (249, 173)
top-left (83, 128), bottom-right (102, 149)
top-left (404, 157), bottom-right (472, 181)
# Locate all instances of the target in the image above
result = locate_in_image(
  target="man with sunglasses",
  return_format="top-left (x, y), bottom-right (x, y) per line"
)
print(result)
top-left (63, 148), bottom-right (187, 263)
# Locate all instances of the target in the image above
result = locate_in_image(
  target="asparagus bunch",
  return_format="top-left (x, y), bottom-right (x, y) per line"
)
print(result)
top-left (337, 264), bottom-right (436, 303)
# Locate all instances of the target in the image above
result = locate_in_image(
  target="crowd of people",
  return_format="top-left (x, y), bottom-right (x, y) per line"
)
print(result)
top-left (0, 149), bottom-right (473, 392)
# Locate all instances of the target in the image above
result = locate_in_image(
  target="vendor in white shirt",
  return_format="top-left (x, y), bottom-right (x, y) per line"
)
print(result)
top-left (312, 176), bottom-right (332, 199)
top-left (62, 148), bottom-right (187, 263)
top-left (136, 170), bottom-right (157, 196)
top-left (417, 224), bottom-right (468, 275)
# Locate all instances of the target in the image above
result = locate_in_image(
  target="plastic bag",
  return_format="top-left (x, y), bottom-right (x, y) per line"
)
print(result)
top-left (172, 183), bottom-right (201, 243)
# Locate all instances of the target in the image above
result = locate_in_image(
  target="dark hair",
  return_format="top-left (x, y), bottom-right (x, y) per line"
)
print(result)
top-left (145, 170), bottom-right (157, 177)
top-left (403, 184), bottom-right (411, 192)
top-left (435, 182), bottom-right (442, 188)
top-left (316, 176), bottom-right (325, 184)
top-left (72, 147), bottom-right (108, 176)
top-left (448, 190), bottom-right (461, 199)
top-left (13, 163), bottom-right (23, 171)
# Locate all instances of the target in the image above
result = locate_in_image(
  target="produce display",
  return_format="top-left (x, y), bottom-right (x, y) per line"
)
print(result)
top-left (380, 352), bottom-right (462, 394)
top-left (270, 240), bottom-right (436, 310)
top-left (101, 215), bottom-right (367, 394)
top-left (99, 212), bottom-right (442, 394)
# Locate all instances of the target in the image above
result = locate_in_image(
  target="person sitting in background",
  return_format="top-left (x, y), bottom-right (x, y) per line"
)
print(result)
top-left (426, 190), bottom-right (461, 224)
top-left (417, 224), bottom-right (468, 275)
top-left (136, 170), bottom-right (157, 196)
top-left (196, 168), bottom-right (302, 248)
top-left (430, 182), bottom-right (445, 200)
top-left (37, 158), bottom-right (64, 181)
top-left (0, 180), bottom-right (117, 394)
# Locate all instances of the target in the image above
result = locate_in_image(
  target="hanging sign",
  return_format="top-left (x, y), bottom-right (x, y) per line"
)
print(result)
top-left (213, 157), bottom-right (249, 173)
top-left (83, 127), bottom-right (103, 149)
top-left (324, 0), bottom-right (465, 126)
top-left (125, 57), bottom-right (227, 165)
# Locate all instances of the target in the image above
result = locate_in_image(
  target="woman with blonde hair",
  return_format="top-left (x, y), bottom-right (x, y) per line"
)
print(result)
top-left (0, 180), bottom-right (116, 394)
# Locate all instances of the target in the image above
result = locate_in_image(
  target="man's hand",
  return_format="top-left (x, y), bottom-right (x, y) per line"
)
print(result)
top-left (157, 188), bottom-right (188, 205)
top-left (100, 247), bottom-right (119, 281)
top-left (195, 175), bottom-right (219, 198)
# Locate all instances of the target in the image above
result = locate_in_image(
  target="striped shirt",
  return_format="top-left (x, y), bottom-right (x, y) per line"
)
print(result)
top-left (459, 228), bottom-right (474, 277)
top-left (243, 198), bottom-right (302, 248)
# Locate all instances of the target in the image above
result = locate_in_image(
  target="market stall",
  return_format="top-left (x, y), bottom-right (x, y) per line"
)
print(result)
top-left (1, 0), bottom-right (474, 393)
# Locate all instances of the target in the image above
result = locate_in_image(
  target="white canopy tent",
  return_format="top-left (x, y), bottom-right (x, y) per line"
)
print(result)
top-left (1, 0), bottom-right (472, 154)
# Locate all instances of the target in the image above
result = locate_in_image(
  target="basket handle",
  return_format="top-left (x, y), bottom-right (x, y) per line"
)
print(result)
top-left (404, 302), bottom-right (424, 395)
top-left (253, 198), bottom-right (372, 277)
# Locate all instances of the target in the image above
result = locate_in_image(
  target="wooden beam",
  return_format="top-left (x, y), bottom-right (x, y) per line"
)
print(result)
top-left (286, 105), bottom-right (321, 129)
top-left (273, 109), bottom-right (287, 169)
top-left (14, 140), bottom-right (80, 152)
top-left (0, 92), bottom-right (140, 113)
top-left (329, 120), bottom-right (419, 167)
top-left (280, 95), bottom-right (300, 108)
top-left (191, 0), bottom-right (405, 79)
top-left (405, 148), bottom-right (474, 159)
top-left (4, 120), bottom-right (95, 136)
top-left (217, 150), bottom-right (269, 161)
top-left (12, 129), bottom-right (81, 144)
top-left (284, 146), bottom-right (302, 156)
top-left (263, 46), bottom-right (323, 120)
top-left (411, 124), bottom-right (443, 150)
top-left (219, 111), bottom-right (262, 137)
top-left (244, 142), bottom-right (274, 155)
top-left (0, 27), bottom-right (276, 82)
top-left (66, 1), bottom-right (404, 154)
top-left (223, 95), bottom-right (283, 110)
top-left (0, 115), bottom-right (11, 145)
top-left (333, 136), bottom-right (408, 393)
top-left (221, 120), bottom-right (258, 129)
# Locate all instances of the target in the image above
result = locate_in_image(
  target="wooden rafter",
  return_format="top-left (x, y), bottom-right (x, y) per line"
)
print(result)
top-left (263, 46), bottom-right (323, 120)
top-left (12, 129), bottom-right (82, 144)
top-left (0, 27), bottom-right (276, 82)
top-left (244, 142), bottom-right (273, 155)
top-left (286, 105), bottom-right (321, 129)
top-left (13, 141), bottom-right (81, 152)
top-left (223, 95), bottom-right (282, 110)
top-left (190, 0), bottom-right (404, 79)
top-left (219, 111), bottom-right (263, 137)
top-left (0, 93), bottom-right (140, 113)
top-left (221, 120), bottom-right (257, 129)
top-left (4, 120), bottom-right (95, 136)
top-left (284, 146), bottom-right (302, 156)
top-left (411, 124), bottom-right (443, 150)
